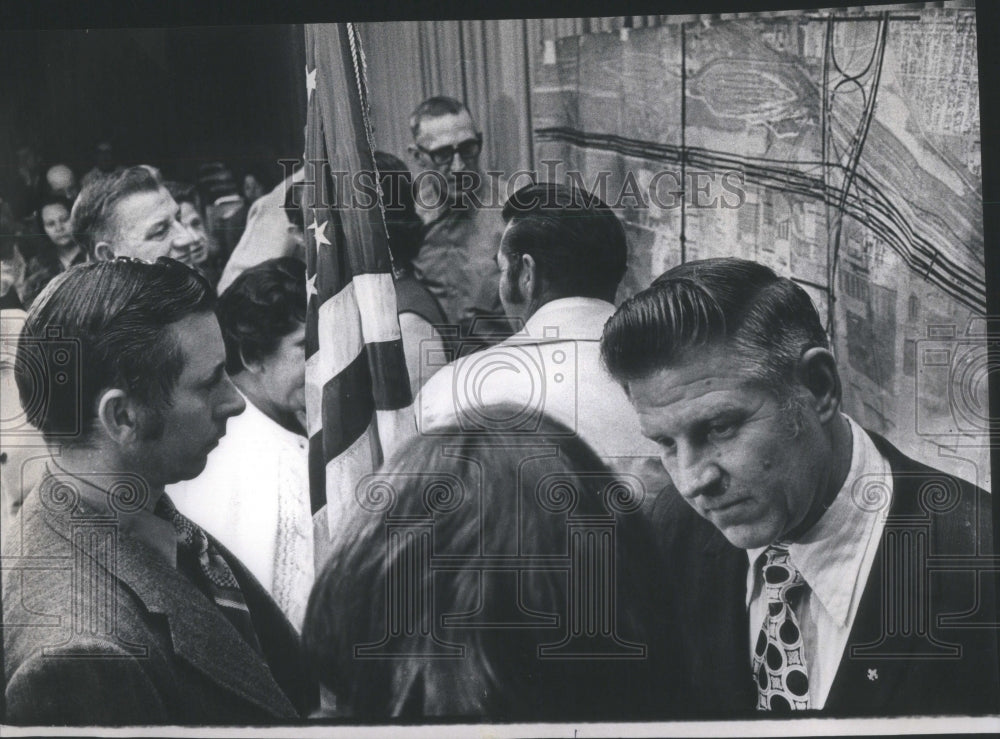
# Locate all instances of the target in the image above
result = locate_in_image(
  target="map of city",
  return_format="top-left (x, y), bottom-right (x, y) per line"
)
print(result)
top-left (532, 6), bottom-right (989, 488)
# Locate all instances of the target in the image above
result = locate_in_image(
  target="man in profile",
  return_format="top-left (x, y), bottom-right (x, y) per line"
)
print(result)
top-left (3, 259), bottom-right (314, 723)
top-left (600, 257), bottom-right (999, 715)
top-left (407, 96), bottom-right (507, 343)
top-left (70, 165), bottom-right (201, 264)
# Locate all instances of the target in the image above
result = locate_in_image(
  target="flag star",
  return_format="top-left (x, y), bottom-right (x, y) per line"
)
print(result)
top-left (306, 273), bottom-right (318, 299)
top-left (306, 66), bottom-right (317, 98)
top-left (309, 218), bottom-right (331, 247)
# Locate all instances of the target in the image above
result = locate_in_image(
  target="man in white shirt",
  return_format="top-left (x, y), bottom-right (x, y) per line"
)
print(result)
top-left (168, 257), bottom-right (313, 630)
top-left (418, 182), bottom-right (672, 535)
top-left (600, 257), bottom-right (999, 715)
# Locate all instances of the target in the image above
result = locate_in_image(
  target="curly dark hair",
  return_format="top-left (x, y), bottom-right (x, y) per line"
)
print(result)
top-left (216, 257), bottom-right (306, 374)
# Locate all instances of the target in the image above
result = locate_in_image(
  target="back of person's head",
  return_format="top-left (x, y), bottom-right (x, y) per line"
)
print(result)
top-left (501, 182), bottom-right (627, 303)
top-left (374, 151), bottom-right (422, 270)
top-left (15, 258), bottom-right (214, 444)
top-left (70, 166), bottom-right (164, 258)
top-left (216, 257), bottom-right (306, 375)
top-left (408, 95), bottom-right (472, 139)
top-left (601, 257), bottom-right (829, 396)
top-left (303, 412), bottom-right (666, 720)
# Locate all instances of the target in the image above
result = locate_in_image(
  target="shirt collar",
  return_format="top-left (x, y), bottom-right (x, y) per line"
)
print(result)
top-left (747, 416), bottom-right (891, 627)
top-left (518, 297), bottom-right (616, 343)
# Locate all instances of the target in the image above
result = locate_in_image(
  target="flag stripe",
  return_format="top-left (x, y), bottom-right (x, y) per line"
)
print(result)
top-left (366, 339), bottom-right (411, 411)
top-left (353, 272), bottom-right (402, 343)
top-left (318, 281), bottom-right (364, 378)
top-left (322, 350), bottom-right (375, 458)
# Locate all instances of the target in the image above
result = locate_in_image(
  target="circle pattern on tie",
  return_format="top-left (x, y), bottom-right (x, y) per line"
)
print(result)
top-left (751, 544), bottom-right (810, 711)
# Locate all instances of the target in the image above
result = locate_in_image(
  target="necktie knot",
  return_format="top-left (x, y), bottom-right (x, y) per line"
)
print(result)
top-left (154, 494), bottom-right (261, 652)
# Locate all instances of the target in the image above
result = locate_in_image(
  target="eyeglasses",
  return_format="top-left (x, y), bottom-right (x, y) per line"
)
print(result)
top-left (416, 133), bottom-right (483, 166)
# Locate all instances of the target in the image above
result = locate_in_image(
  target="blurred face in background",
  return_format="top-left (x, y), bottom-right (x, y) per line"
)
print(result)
top-left (242, 174), bottom-right (266, 204)
top-left (178, 201), bottom-right (214, 265)
top-left (41, 202), bottom-right (73, 248)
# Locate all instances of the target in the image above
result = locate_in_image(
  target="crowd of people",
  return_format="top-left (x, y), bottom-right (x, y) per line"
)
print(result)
top-left (1, 95), bottom-right (997, 724)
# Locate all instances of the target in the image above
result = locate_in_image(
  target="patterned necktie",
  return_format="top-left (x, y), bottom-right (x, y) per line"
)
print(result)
top-left (752, 543), bottom-right (810, 711)
top-left (155, 494), bottom-right (263, 654)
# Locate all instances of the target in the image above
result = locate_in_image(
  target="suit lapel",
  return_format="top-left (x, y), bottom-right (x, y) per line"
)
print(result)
top-left (46, 497), bottom-right (298, 718)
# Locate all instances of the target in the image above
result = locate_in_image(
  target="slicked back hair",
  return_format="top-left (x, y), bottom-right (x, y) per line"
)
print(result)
top-left (302, 411), bottom-right (666, 720)
top-left (216, 257), bottom-right (306, 375)
top-left (408, 95), bottom-right (472, 139)
top-left (15, 258), bottom-right (214, 443)
top-left (70, 166), bottom-right (164, 258)
top-left (501, 182), bottom-right (628, 303)
top-left (601, 257), bottom-right (829, 395)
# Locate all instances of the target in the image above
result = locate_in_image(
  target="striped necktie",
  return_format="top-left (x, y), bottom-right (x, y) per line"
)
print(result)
top-left (752, 543), bottom-right (810, 711)
top-left (155, 494), bottom-right (263, 654)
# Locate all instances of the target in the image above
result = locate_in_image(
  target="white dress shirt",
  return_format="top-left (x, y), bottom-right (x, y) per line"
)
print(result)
top-left (416, 297), bottom-right (668, 491)
top-left (167, 392), bottom-right (314, 630)
top-left (746, 415), bottom-right (892, 708)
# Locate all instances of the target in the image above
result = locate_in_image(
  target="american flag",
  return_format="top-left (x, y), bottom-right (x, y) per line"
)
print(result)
top-left (302, 23), bottom-right (414, 566)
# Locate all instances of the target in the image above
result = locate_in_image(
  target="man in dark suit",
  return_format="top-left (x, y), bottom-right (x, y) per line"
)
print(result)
top-left (3, 258), bottom-right (315, 724)
top-left (600, 257), bottom-right (999, 716)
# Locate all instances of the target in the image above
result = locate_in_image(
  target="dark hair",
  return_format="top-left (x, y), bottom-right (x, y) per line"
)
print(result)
top-left (501, 182), bottom-right (627, 303)
top-left (216, 257), bottom-right (306, 375)
top-left (601, 257), bottom-right (829, 394)
top-left (15, 258), bottom-right (214, 442)
top-left (164, 180), bottom-right (198, 209)
top-left (374, 151), bottom-right (423, 270)
top-left (302, 412), bottom-right (667, 720)
top-left (70, 166), bottom-right (164, 257)
top-left (409, 95), bottom-right (472, 139)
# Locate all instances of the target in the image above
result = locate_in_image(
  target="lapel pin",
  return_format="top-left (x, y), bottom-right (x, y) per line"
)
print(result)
top-left (867, 668), bottom-right (878, 681)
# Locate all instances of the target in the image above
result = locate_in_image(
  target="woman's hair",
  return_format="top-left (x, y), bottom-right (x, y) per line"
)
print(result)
top-left (302, 412), bottom-right (670, 720)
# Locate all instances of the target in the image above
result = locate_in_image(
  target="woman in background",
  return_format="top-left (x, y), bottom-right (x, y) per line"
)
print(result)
top-left (21, 195), bottom-right (85, 307)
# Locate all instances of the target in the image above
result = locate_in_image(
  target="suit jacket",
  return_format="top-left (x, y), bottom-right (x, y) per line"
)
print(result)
top-left (661, 431), bottom-right (1000, 717)
top-left (3, 474), bottom-right (317, 725)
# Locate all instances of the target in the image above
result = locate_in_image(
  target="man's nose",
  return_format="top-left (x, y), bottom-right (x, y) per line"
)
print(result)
top-left (217, 375), bottom-right (246, 420)
top-left (668, 443), bottom-right (723, 500)
top-left (450, 150), bottom-right (467, 172)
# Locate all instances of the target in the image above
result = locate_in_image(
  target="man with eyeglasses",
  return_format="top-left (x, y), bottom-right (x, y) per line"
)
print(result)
top-left (407, 96), bottom-right (509, 345)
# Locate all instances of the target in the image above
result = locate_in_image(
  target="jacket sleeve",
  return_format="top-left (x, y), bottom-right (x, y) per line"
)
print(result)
top-left (5, 643), bottom-right (169, 725)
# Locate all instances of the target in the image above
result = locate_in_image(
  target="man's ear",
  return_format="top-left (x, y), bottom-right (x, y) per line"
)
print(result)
top-left (239, 347), bottom-right (264, 376)
top-left (93, 242), bottom-right (115, 261)
top-left (520, 252), bottom-right (538, 299)
top-left (795, 347), bottom-right (841, 424)
top-left (96, 388), bottom-right (140, 445)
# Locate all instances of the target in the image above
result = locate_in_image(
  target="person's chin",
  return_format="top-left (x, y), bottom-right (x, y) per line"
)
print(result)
top-left (708, 506), bottom-right (780, 550)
